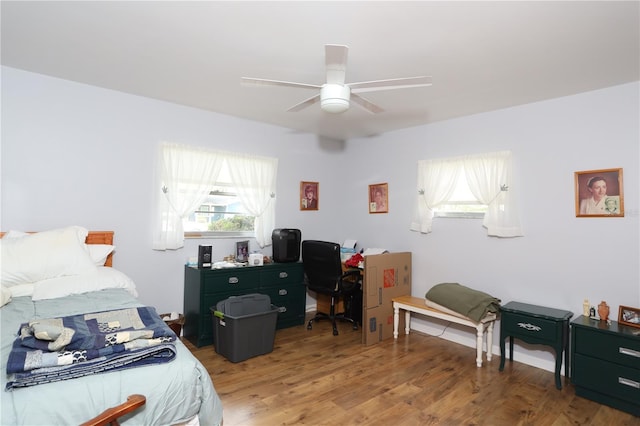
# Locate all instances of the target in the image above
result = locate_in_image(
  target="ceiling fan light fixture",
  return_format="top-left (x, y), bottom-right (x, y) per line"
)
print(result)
top-left (320, 84), bottom-right (350, 113)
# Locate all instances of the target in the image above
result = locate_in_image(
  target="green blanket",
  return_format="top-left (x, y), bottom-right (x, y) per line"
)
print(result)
top-left (425, 283), bottom-right (501, 322)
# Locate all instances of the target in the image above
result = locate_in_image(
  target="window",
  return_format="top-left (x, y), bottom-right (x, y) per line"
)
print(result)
top-left (410, 150), bottom-right (523, 237)
top-left (182, 162), bottom-right (255, 237)
top-left (433, 168), bottom-right (488, 218)
top-left (153, 143), bottom-right (277, 250)
top-left (183, 186), bottom-right (255, 236)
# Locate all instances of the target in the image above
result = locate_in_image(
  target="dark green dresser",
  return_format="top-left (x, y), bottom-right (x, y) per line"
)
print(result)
top-left (183, 262), bottom-right (306, 347)
top-left (571, 315), bottom-right (640, 416)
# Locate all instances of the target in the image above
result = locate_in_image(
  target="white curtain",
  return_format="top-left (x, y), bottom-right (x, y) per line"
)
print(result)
top-left (465, 151), bottom-right (523, 237)
top-left (410, 150), bottom-right (523, 237)
top-left (409, 158), bottom-right (460, 233)
top-left (227, 152), bottom-right (278, 248)
top-left (152, 143), bottom-right (224, 250)
top-left (152, 143), bottom-right (278, 250)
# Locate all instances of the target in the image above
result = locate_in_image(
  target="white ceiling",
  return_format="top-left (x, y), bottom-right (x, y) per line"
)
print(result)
top-left (2, 1), bottom-right (638, 141)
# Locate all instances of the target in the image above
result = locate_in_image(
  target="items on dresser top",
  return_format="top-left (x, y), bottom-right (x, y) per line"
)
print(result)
top-left (571, 315), bottom-right (640, 416)
top-left (499, 301), bottom-right (573, 390)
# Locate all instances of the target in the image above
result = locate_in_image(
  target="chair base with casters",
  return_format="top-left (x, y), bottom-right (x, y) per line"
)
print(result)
top-left (308, 291), bottom-right (360, 336)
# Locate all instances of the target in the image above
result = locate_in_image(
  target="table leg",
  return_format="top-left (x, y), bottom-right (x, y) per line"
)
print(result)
top-left (554, 346), bottom-right (562, 390)
top-left (486, 321), bottom-right (494, 361)
top-left (404, 311), bottom-right (411, 335)
top-left (393, 303), bottom-right (399, 339)
top-left (509, 336), bottom-right (514, 361)
top-left (475, 323), bottom-right (483, 368)
top-left (499, 334), bottom-right (506, 371)
top-left (563, 320), bottom-right (570, 378)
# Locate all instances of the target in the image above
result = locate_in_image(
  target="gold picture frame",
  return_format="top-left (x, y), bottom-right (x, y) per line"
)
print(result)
top-left (300, 181), bottom-right (319, 211)
top-left (369, 183), bottom-right (388, 214)
top-left (618, 305), bottom-right (640, 329)
top-left (574, 168), bottom-right (624, 217)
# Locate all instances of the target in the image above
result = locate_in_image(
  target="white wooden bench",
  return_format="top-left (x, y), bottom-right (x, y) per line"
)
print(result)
top-left (392, 295), bottom-right (497, 367)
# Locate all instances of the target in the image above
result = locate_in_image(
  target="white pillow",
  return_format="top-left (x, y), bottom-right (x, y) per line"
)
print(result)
top-left (87, 244), bottom-right (115, 266)
top-left (32, 267), bottom-right (138, 300)
top-left (1, 285), bottom-right (12, 307)
top-left (4, 230), bottom-right (29, 239)
top-left (8, 283), bottom-right (35, 298)
top-left (1, 226), bottom-right (97, 286)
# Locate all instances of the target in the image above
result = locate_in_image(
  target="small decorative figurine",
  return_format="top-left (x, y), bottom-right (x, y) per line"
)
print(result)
top-left (597, 301), bottom-right (610, 321)
top-left (583, 299), bottom-right (590, 317)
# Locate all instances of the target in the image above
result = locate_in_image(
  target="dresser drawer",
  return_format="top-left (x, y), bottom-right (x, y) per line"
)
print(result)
top-left (260, 265), bottom-right (304, 287)
top-left (573, 353), bottom-right (640, 405)
top-left (201, 269), bottom-right (260, 294)
top-left (574, 326), bottom-right (640, 367)
top-left (503, 312), bottom-right (561, 343)
top-left (260, 286), bottom-right (306, 329)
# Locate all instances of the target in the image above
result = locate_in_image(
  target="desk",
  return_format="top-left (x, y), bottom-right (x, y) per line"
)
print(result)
top-left (499, 301), bottom-right (573, 389)
top-left (314, 252), bottom-right (412, 346)
top-left (392, 295), bottom-right (496, 367)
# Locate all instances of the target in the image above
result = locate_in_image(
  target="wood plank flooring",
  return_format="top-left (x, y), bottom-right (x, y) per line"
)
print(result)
top-left (183, 316), bottom-right (638, 426)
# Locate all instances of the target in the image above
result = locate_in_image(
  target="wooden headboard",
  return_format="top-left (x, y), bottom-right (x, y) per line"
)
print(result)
top-left (0, 230), bottom-right (115, 267)
top-left (86, 231), bottom-right (115, 267)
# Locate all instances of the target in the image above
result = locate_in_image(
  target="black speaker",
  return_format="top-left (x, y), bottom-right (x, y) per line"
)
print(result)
top-left (198, 244), bottom-right (212, 269)
top-left (272, 229), bottom-right (301, 263)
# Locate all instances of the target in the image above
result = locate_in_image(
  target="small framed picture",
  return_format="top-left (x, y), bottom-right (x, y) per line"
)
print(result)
top-left (574, 168), bottom-right (624, 217)
top-left (369, 183), bottom-right (388, 214)
top-left (300, 181), bottom-right (319, 210)
top-left (618, 305), bottom-right (640, 329)
top-left (236, 240), bottom-right (249, 262)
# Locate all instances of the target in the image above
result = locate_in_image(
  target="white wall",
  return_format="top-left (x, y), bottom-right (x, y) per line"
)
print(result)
top-left (2, 66), bottom-right (638, 373)
top-left (0, 67), bottom-right (350, 311)
top-left (344, 82), bottom-right (640, 370)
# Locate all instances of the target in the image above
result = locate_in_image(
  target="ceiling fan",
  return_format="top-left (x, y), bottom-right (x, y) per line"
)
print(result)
top-left (241, 44), bottom-right (432, 114)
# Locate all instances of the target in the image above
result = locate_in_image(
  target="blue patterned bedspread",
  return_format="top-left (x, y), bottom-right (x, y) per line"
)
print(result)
top-left (6, 306), bottom-right (176, 390)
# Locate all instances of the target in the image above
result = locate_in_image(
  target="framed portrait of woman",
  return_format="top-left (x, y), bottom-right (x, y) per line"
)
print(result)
top-left (574, 168), bottom-right (624, 217)
top-left (300, 181), bottom-right (319, 211)
top-left (369, 183), bottom-right (388, 214)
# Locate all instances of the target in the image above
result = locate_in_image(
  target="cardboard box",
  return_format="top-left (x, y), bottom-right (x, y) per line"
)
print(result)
top-left (362, 252), bottom-right (411, 346)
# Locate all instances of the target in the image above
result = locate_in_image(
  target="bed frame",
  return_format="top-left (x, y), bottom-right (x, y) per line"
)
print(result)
top-left (0, 230), bottom-right (115, 267)
top-left (81, 394), bottom-right (146, 426)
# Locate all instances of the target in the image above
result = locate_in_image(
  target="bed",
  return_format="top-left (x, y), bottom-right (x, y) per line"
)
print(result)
top-left (1, 227), bottom-right (223, 425)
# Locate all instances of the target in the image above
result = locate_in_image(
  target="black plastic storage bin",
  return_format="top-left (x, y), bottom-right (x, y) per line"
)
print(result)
top-left (211, 293), bottom-right (279, 363)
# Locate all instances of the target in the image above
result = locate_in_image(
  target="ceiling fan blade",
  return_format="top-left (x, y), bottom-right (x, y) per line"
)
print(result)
top-left (241, 77), bottom-right (320, 90)
top-left (325, 44), bottom-right (348, 85)
top-left (351, 93), bottom-right (384, 114)
top-left (287, 94), bottom-right (321, 112)
top-left (349, 76), bottom-right (432, 93)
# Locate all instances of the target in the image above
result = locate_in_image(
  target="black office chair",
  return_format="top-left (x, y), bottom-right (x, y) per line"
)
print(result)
top-left (302, 240), bottom-right (362, 336)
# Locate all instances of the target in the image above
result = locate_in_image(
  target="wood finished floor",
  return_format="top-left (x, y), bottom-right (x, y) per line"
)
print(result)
top-left (184, 315), bottom-right (638, 426)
